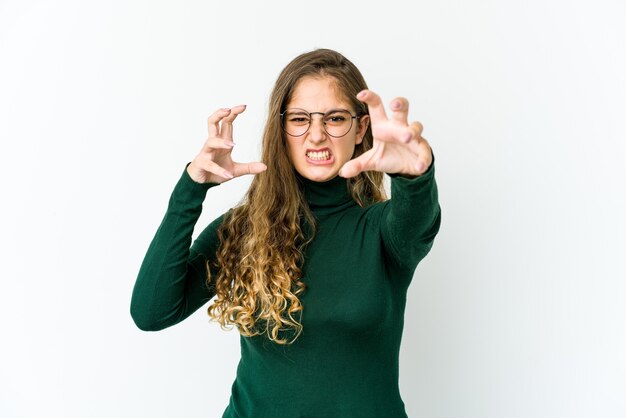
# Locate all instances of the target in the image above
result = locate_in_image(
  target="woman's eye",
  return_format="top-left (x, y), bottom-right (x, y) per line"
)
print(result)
top-left (290, 117), bottom-right (309, 123)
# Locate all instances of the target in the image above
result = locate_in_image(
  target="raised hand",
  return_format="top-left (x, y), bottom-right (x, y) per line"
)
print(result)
top-left (338, 90), bottom-right (432, 178)
top-left (187, 105), bottom-right (267, 184)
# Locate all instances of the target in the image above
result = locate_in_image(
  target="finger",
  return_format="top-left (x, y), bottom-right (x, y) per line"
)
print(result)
top-left (204, 159), bottom-right (234, 180)
top-left (232, 161), bottom-right (267, 177)
top-left (400, 121), bottom-right (424, 144)
top-left (417, 137), bottom-right (433, 172)
top-left (406, 136), bottom-right (432, 175)
top-left (390, 97), bottom-right (409, 125)
top-left (220, 104), bottom-right (246, 139)
top-left (207, 108), bottom-right (232, 137)
top-left (203, 137), bottom-right (235, 151)
top-left (356, 90), bottom-right (387, 122)
top-left (338, 149), bottom-right (375, 178)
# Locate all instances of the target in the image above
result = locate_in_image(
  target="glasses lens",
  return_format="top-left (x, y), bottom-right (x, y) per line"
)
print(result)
top-left (282, 109), bottom-right (355, 137)
top-left (324, 110), bottom-right (353, 137)
top-left (283, 110), bottom-right (310, 136)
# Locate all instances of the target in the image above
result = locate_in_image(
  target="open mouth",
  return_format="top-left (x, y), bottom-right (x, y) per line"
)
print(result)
top-left (306, 150), bottom-right (330, 161)
top-left (305, 148), bottom-right (334, 165)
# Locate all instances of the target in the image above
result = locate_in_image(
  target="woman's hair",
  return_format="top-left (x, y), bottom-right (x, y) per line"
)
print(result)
top-left (206, 48), bottom-right (387, 344)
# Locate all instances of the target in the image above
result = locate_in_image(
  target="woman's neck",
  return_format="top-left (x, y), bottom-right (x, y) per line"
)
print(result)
top-left (297, 174), bottom-right (355, 215)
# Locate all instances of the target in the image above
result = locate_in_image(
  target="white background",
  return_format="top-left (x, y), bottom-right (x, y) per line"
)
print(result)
top-left (1, 1), bottom-right (625, 417)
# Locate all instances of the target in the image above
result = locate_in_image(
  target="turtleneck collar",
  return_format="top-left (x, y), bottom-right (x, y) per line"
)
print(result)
top-left (297, 173), bottom-right (356, 216)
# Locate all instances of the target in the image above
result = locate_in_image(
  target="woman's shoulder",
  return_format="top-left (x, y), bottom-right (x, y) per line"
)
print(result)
top-left (340, 199), bottom-right (390, 230)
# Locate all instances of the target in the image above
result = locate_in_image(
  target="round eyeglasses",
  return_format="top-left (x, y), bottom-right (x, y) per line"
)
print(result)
top-left (280, 108), bottom-right (359, 138)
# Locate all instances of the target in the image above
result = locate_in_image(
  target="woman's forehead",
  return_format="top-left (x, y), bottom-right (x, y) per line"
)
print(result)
top-left (288, 76), bottom-right (351, 110)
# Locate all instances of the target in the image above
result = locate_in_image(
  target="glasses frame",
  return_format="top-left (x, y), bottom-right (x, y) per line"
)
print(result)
top-left (280, 108), bottom-right (360, 138)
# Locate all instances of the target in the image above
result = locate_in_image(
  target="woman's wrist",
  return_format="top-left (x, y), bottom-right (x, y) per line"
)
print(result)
top-left (186, 161), bottom-right (206, 184)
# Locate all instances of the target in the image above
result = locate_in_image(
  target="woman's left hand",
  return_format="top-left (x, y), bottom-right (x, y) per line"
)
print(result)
top-left (339, 90), bottom-right (432, 178)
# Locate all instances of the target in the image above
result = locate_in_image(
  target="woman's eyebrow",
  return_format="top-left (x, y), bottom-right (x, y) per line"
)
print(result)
top-left (285, 107), bottom-right (352, 112)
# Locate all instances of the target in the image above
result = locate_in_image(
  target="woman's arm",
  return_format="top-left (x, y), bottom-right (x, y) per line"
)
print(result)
top-left (381, 163), bottom-right (441, 272)
top-left (130, 105), bottom-right (266, 331)
top-left (340, 90), bottom-right (441, 271)
top-left (130, 164), bottom-right (223, 331)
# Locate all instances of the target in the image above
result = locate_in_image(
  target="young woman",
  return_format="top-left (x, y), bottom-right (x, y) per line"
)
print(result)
top-left (131, 48), bottom-right (441, 417)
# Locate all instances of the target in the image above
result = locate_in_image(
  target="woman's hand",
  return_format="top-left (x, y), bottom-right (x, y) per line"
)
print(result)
top-left (339, 90), bottom-right (432, 178)
top-left (186, 105), bottom-right (267, 184)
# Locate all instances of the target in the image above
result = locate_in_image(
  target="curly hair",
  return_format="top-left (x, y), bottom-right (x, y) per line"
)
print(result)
top-left (206, 48), bottom-right (387, 344)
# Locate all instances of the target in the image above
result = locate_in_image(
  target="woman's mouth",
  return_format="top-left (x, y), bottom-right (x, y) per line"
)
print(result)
top-left (305, 149), bottom-right (334, 165)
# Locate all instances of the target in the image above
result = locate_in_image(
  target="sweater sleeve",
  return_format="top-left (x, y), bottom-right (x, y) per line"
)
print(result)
top-left (130, 163), bottom-right (225, 331)
top-left (380, 161), bottom-right (441, 273)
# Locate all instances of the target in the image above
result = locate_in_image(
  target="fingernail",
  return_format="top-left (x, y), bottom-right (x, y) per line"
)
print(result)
top-left (222, 108), bottom-right (231, 112)
top-left (402, 132), bottom-right (412, 142)
top-left (224, 171), bottom-right (234, 179)
top-left (417, 162), bottom-right (425, 172)
top-left (357, 91), bottom-right (366, 99)
top-left (392, 101), bottom-right (401, 110)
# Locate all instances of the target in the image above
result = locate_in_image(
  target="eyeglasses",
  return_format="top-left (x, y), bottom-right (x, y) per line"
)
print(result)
top-left (280, 108), bottom-right (359, 138)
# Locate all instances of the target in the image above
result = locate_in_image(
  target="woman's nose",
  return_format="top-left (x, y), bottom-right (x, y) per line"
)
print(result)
top-left (307, 116), bottom-right (327, 143)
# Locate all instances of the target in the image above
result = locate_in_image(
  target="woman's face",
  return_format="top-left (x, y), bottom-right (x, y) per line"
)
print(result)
top-left (284, 76), bottom-right (369, 182)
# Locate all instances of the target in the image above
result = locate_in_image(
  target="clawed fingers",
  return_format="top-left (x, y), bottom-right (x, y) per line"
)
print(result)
top-left (197, 105), bottom-right (264, 183)
top-left (233, 161), bottom-right (267, 177)
top-left (414, 136), bottom-right (432, 174)
top-left (207, 104), bottom-right (246, 138)
top-left (202, 137), bottom-right (235, 152)
top-left (194, 152), bottom-right (265, 184)
top-left (204, 159), bottom-right (235, 180)
top-left (403, 121), bottom-right (424, 144)
top-left (359, 91), bottom-right (424, 145)
top-left (338, 149), bottom-right (375, 178)
top-left (207, 108), bottom-right (232, 137)
top-left (356, 90), bottom-right (387, 122)
top-left (220, 104), bottom-right (246, 139)
top-left (390, 97), bottom-right (409, 124)
top-left (198, 159), bottom-right (266, 182)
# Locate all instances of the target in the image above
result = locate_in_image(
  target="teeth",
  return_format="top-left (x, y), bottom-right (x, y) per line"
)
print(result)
top-left (307, 150), bottom-right (330, 161)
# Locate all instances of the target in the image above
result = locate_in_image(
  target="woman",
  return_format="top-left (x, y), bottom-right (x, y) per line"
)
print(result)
top-left (131, 48), bottom-right (441, 418)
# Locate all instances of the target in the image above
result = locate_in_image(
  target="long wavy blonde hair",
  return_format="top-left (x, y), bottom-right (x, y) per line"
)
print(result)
top-left (206, 49), bottom-right (387, 344)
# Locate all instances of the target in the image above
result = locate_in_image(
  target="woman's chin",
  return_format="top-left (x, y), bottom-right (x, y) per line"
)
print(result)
top-left (296, 165), bottom-right (340, 182)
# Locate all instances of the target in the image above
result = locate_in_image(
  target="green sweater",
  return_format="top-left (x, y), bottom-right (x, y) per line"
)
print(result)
top-left (131, 162), bottom-right (441, 418)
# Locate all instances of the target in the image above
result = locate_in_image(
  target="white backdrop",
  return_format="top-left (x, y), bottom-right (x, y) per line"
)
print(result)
top-left (1, 1), bottom-right (625, 417)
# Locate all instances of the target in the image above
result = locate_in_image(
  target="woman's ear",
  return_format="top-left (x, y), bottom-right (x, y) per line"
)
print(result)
top-left (355, 114), bottom-right (370, 145)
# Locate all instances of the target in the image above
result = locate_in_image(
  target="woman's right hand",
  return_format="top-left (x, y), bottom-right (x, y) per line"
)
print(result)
top-left (186, 105), bottom-right (267, 184)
